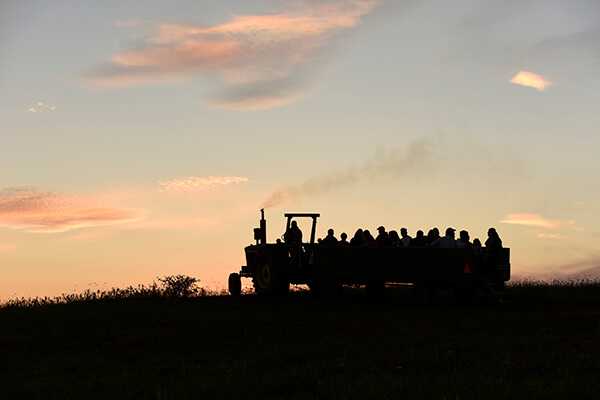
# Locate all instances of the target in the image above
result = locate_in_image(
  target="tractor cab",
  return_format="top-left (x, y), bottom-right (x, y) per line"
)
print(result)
top-left (283, 213), bottom-right (320, 245)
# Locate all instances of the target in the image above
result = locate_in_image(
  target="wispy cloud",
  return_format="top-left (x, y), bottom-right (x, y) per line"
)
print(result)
top-left (501, 213), bottom-right (574, 230)
top-left (0, 187), bottom-right (143, 233)
top-left (84, 0), bottom-right (378, 109)
top-left (207, 76), bottom-right (317, 111)
top-left (533, 231), bottom-right (565, 240)
top-left (157, 176), bottom-right (249, 193)
top-left (510, 71), bottom-right (552, 91)
top-left (26, 101), bottom-right (56, 113)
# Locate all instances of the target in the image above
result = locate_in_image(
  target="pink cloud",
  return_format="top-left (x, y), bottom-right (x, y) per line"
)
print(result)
top-left (501, 213), bottom-right (574, 230)
top-left (510, 71), bottom-right (551, 91)
top-left (85, 0), bottom-right (377, 109)
top-left (157, 176), bottom-right (249, 193)
top-left (0, 187), bottom-right (143, 233)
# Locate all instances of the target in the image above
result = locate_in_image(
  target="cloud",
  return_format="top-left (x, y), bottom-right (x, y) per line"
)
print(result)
top-left (26, 101), bottom-right (56, 113)
top-left (84, 0), bottom-right (378, 109)
top-left (0, 187), bottom-right (143, 233)
top-left (510, 71), bottom-right (552, 91)
top-left (533, 231), bottom-right (565, 240)
top-left (157, 176), bottom-right (250, 193)
top-left (206, 75), bottom-right (317, 110)
top-left (501, 213), bottom-right (574, 230)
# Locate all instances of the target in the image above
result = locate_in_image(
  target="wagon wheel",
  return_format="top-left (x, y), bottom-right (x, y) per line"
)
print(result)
top-left (412, 282), bottom-right (434, 306)
top-left (309, 278), bottom-right (342, 300)
top-left (453, 286), bottom-right (476, 303)
top-left (252, 251), bottom-right (289, 296)
top-left (366, 280), bottom-right (385, 300)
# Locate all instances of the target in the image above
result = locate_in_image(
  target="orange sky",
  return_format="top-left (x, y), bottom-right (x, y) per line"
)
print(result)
top-left (1, 0), bottom-right (600, 299)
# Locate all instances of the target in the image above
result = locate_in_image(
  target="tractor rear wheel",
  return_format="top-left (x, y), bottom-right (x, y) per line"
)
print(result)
top-left (252, 251), bottom-right (289, 296)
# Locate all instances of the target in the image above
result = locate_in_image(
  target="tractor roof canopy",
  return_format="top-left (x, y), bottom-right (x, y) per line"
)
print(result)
top-left (284, 213), bottom-right (320, 244)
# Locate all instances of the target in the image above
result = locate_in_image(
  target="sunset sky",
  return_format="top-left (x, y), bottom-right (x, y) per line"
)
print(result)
top-left (1, 0), bottom-right (599, 299)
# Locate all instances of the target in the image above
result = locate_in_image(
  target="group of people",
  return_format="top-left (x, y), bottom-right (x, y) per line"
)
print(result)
top-left (315, 225), bottom-right (503, 256)
top-left (285, 221), bottom-right (503, 255)
top-left (283, 221), bottom-right (503, 272)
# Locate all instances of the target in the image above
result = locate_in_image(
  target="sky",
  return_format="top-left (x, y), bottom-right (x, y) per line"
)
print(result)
top-left (1, 0), bottom-right (599, 299)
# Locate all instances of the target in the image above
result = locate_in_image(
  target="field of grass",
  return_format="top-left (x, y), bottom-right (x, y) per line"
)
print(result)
top-left (1, 279), bottom-right (599, 399)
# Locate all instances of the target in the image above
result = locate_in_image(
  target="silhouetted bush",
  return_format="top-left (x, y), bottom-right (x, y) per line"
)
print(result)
top-left (157, 275), bottom-right (202, 297)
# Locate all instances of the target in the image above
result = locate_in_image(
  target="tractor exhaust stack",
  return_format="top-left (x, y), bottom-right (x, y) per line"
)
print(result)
top-left (254, 208), bottom-right (267, 245)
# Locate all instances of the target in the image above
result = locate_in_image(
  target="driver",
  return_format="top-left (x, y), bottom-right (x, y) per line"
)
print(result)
top-left (284, 220), bottom-right (303, 245)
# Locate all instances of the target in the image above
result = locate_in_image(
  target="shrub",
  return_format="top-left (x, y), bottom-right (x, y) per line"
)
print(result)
top-left (157, 275), bottom-right (201, 297)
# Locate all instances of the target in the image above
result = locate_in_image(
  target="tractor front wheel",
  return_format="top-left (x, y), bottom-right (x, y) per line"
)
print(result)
top-left (228, 273), bottom-right (242, 296)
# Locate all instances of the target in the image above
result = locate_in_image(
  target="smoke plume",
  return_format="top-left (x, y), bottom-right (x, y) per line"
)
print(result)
top-left (262, 138), bottom-right (432, 208)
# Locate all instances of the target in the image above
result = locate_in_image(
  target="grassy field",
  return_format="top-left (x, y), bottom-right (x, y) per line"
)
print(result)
top-left (1, 281), bottom-right (599, 399)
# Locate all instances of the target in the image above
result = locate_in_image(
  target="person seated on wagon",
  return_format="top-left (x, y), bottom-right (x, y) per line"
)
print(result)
top-left (321, 228), bottom-right (339, 245)
top-left (456, 230), bottom-right (472, 249)
top-left (430, 227), bottom-right (457, 248)
top-left (400, 228), bottom-right (412, 247)
top-left (426, 228), bottom-right (440, 246)
top-left (376, 226), bottom-right (392, 246)
top-left (481, 228), bottom-right (503, 274)
top-left (389, 230), bottom-right (401, 247)
top-left (409, 230), bottom-right (426, 247)
top-left (339, 232), bottom-right (350, 246)
top-left (363, 230), bottom-right (377, 246)
top-left (350, 229), bottom-right (365, 246)
top-left (484, 228), bottom-right (503, 254)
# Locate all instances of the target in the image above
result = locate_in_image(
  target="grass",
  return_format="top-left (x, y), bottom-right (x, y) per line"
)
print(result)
top-left (507, 276), bottom-right (600, 306)
top-left (1, 278), bottom-right (599, 399)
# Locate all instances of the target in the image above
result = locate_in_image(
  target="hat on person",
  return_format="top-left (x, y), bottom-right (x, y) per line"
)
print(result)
top-left (378, 226), bottom-right (385, 231)
top-left (445, 227), bottom-right (456, 235)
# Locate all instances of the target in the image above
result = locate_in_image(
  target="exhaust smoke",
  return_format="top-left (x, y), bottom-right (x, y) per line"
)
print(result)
top-left (262, 138), bottom-right (432, 208)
